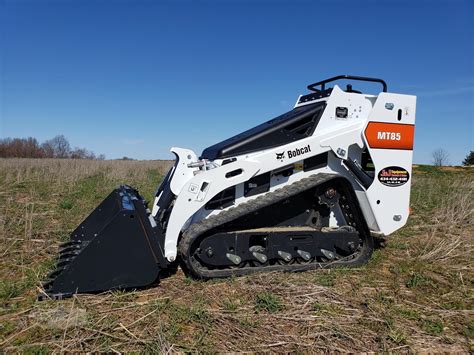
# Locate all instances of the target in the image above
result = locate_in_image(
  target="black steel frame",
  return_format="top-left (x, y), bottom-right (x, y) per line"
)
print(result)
top-left (307, 75), bottom-right (388, 93)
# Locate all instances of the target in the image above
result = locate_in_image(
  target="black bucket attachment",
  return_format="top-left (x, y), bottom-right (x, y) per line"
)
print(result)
top-left (40, 185), bottom-right (168, 300)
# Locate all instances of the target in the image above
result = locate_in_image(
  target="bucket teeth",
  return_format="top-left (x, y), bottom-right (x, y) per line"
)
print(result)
top-left (59, 251), bottom-right (79, 260)
top-left (47, 267), bottom-right (66, 279)
top-left (43, 244), bottom-right (82, 292)
top-left (58, 245), bottom-right (81, 254)
top-left (42, 278), bottom-right (54, 290)
top-left (59, 240), bottom-right (82, 249)
top-left (56, 258), bottom-right (74, 268)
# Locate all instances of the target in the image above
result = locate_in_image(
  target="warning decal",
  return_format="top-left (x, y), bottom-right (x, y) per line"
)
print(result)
top-left (378, 166), bottom-right (410, 187)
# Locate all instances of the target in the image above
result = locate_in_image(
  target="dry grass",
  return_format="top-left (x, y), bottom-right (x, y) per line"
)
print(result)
top-left (414, 178), bottom-right (474, 264)
top-left (0, 161), bottom-right (473, 352)
top-left (0, 158), bottom-right (172, 185)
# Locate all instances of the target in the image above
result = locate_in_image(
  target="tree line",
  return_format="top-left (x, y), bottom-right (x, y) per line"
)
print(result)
top-left (0, 135), bottom-right (105, 159)
top-left (432, 148), bottom-right (473, 167)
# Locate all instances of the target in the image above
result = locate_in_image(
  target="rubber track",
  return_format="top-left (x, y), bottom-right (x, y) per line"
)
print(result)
top-left (179, 173), bottom-right (373, 279)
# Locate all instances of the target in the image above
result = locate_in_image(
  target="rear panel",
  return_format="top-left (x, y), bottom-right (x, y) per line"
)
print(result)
top-left (363, 93), bottom-right (416, 235)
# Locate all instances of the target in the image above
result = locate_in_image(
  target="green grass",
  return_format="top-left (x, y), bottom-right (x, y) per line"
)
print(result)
top-left (0, 280), bottom-right (24, 305)
top-left (414, 164), bottom-right (443, 174)
top-left (405, 272), bottom-right (428, 288)
top-left (422, 319), bottom-right (444, 335)
top-left (464, 321), bottom-right (474, 339)
top-left (222, 299), bottom-right (238, 312)
top-left (315, 272), bottom-right (336, 287)
top-left (387, 328), bottom-right (408, 345)
top-left (59, 199), bottom-right (74, 210)
top-left (396, 307), bottom-right (421, 321)
top-left (255, 292), bottom-right (283, 313)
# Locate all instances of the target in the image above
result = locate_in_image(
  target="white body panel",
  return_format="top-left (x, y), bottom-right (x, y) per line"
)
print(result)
top-left (152, 85), bottom-right (417, 261)
top-left (363, 93), bottom-right (416, 234)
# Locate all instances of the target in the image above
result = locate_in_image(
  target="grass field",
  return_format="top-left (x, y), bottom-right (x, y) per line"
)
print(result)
top-left (0, 159), bottom-right (473, 352)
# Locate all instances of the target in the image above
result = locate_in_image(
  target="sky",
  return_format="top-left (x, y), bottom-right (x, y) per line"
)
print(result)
top-left (1, 0), bottom-right (473, 164)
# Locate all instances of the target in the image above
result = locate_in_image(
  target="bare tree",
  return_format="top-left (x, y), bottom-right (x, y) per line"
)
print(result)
top-left (70, 147), bottom-right (88, 159)
top-left (44, 135), bottom-right (71, 158)
top-left (67, 147), bottom-right (98, 159)
top-left (432, 148), bottom-right (449, 167)
top-left (40, 141), bottom-right (54, 158)
top-left (24, 137), bottom-right (42, 158)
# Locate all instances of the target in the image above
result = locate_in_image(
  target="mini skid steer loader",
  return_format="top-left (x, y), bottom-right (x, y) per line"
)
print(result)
top-left (41, 75), bottom-right (416, 299)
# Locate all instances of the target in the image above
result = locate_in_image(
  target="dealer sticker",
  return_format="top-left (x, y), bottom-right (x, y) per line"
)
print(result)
top-left (378, 166), bottom-right (409, 187)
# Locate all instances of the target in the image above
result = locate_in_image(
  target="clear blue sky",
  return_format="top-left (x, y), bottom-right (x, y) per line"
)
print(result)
top-left (1, 0), bottom-right (473, 164)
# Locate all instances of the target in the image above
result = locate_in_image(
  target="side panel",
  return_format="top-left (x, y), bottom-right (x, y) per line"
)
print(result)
top-left (363, 93), bottom-right (417, 235)
top-left (163, 88), bottom-right (374, 260)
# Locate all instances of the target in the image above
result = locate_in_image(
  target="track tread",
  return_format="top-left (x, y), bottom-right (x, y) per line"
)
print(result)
top-left (179, 173), bottom-right (373, 279)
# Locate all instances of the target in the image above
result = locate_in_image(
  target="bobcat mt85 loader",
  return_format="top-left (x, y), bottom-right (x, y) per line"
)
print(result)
top-left (41, 75), bottom-right (416, 299)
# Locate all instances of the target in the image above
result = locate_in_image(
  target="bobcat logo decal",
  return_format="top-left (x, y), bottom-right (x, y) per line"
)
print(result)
top-left (276, 152), bottom-right (285, 160)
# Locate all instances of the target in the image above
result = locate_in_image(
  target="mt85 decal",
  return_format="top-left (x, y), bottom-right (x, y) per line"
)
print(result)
top-left (365, 122), bottom-right (414, 150)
